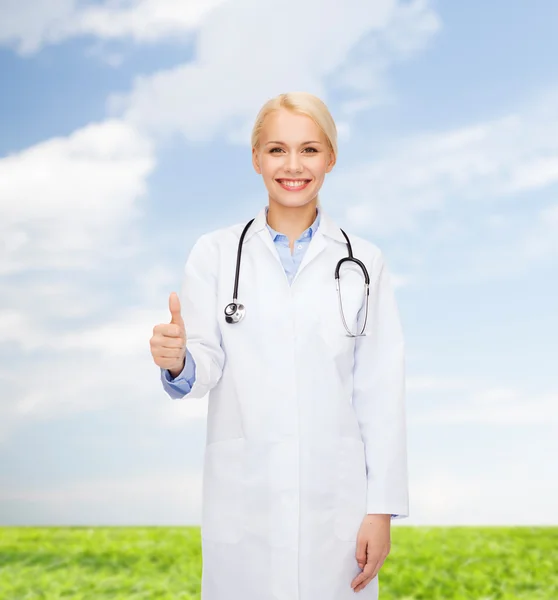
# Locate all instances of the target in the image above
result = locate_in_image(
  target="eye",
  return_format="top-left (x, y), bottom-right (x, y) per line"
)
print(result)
top-left (269, 146), bottom-right (318, 154)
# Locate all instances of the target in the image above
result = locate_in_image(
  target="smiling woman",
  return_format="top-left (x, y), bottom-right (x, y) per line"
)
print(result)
top-left (251, 93), bottom-right (337, 222)
top-left (150, 91), bottom-right (408, 600)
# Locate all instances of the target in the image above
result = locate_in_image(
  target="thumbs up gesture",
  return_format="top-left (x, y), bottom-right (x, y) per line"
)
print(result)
top-left (150, 292), bottom-right (188, 376)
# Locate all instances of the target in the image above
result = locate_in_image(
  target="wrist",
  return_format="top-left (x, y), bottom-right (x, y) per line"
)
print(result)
top-left (169, 355), bottom-right (186, 379)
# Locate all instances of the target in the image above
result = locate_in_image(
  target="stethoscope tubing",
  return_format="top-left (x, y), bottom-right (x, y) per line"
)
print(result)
top-left (225, 218), bottom-right (370, 337)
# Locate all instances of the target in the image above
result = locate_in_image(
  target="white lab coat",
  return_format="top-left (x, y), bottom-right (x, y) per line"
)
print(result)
top-left (177, 206), bottom-right (408, 600)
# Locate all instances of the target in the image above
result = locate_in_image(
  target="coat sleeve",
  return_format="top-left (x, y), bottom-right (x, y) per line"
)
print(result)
top-left (175, 233), bottom-right (225, 399)
top-left (352, 249), bottom-right (409, 519)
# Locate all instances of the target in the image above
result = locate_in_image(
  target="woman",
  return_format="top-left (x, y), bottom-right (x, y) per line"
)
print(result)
top-left (149, 92), bottom-right (409, 599)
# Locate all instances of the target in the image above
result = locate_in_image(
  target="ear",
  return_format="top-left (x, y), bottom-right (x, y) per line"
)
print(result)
top-left (252, 146), bottom-right (262, 174)
top-left (325, 149), bottom-right (336, 173)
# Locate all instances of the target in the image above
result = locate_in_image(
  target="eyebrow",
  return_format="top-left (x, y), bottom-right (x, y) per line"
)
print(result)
top-left (265, 140), bottom-right (323, 145)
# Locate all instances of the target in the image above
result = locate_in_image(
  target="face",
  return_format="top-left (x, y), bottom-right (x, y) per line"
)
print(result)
top-left (252, 108), bottom-right (336, 209)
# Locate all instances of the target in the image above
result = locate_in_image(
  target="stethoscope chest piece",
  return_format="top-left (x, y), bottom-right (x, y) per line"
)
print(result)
top-left (224, 302), bottom-right (245, 324)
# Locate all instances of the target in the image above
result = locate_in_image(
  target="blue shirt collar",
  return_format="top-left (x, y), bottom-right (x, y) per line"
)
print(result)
top-left (265, 205), bottom-right (321, 241)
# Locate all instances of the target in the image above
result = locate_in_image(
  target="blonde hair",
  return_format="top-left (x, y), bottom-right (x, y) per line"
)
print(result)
top-left (251, 92), bottom-right (337, 207)
top-left (251, 92), bottom-right (338, 162)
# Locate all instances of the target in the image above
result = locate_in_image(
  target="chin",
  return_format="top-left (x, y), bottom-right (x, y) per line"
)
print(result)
top-left (273, 196), bottom-right (317, 209)
top-left (270, 188), bottom-right (320, 207)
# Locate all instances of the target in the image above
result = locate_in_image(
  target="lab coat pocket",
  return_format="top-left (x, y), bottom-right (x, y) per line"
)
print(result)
top-left (202, 437), bottom-right (246, 544)
top-left (334, 436), bottom-right (368, 542)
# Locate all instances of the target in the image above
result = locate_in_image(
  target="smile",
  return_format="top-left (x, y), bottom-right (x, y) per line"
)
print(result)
top-left (276, 179), bottom-right (311, 191)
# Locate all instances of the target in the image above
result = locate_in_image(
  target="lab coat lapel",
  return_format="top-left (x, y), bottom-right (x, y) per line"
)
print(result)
top-left (258, 228), bottom-right (284, 270)
top-left (246, 207), bottom-right (285, 271)
top-left (293, 208), bottom-right (346, 284)
top-left (292, 229), bottom-right (326, 285)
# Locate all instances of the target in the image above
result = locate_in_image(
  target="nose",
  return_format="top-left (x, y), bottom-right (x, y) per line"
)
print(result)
top-left (285, 152), bottom-right (303, 174)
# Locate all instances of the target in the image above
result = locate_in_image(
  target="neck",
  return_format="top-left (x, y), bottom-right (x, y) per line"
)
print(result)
top-left (266, 199), bottom-right (318, 241)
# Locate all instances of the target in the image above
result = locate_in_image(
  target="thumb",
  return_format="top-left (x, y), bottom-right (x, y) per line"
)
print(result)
top-left (169, 292), bottom-right (184, 326)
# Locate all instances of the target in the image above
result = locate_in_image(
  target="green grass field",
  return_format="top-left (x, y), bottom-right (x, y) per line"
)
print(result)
top-left (1, 526), bottom-right (556, 599)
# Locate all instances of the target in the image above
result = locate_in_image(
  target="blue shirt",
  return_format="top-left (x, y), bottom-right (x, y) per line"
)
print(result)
top-left (159, 206), bottom-right (397, 518)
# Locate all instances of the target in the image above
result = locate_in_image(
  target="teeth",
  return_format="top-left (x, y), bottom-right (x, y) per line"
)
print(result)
top-left (279, 180), bottom-right (308, 187)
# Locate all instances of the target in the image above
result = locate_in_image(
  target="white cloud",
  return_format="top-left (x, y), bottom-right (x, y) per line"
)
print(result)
top-left (68, 0), bottom-right (226, 43)
top-left (504, 156), bottom-right (558, 193)
top-left (0, 0), bottom-right (74, 55)
top-left (0, 0), bottom-right (225, 55)
top-left (323, 90), bottom-right (558, 237)
top-left (0, 300), bottom-right (208, 444)
top-left (109, 0), bottom-right (440, 143)
top-left (0, 109), bottom-right (203, 444)
top-left (0, 305), bottom-right (162, 356)
top-left (0, 119), bottom-right (155, 275)
top-left (0, 116), bottom-right (175, 447)
top-left (334, 0), bottom-right (440, 115)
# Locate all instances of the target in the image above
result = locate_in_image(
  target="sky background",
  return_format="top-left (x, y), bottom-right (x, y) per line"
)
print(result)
top-left (1, 0), bottom-right (557, 527)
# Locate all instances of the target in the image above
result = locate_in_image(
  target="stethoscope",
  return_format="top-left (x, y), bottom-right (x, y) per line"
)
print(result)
top-left (224, 218), bottom-right (370, 337)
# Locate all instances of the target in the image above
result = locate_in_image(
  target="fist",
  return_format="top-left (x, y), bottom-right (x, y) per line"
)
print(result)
top-left (150, 292), bottom-right (187, 373)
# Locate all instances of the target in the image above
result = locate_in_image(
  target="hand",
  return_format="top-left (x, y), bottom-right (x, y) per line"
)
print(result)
top-left (351, 514), bottom-right (391, 593)
top-left (150, 292), bottom-right (187, 373)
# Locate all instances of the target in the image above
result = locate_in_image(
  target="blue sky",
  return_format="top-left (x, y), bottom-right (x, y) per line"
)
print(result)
top-left (1, 0), bottom-right (557, 526)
